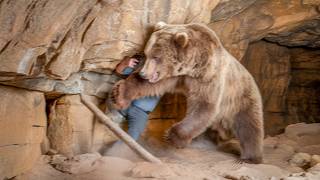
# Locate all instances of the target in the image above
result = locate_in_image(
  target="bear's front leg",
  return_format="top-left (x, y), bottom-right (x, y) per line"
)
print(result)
top-left (111, 79), bottom-right (132, 109)
top-left (167, 100), bottom-right (215, 148)
top-left (111, 73), bottom-right (179, 110)
top-left (111, 75), bottom-right (150, 109)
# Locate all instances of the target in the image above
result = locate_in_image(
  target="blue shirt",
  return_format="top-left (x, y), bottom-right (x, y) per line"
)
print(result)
top-left (122, 67), bottom-right (134, 75)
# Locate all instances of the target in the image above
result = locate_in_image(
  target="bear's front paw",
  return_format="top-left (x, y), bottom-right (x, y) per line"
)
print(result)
top-left (165, 126), bottom-right (191, 149)
top-left (110, 80), bottom-right (130, 110)
top-left (240, 156), bottom-right (263, 164)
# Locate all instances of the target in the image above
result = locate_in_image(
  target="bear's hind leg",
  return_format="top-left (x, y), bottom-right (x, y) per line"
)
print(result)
top-left (234, 109), bottom-right (264, 164)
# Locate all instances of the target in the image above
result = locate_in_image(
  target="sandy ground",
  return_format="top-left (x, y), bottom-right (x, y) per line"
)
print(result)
top-left (15, 123), bottom-right (320, 180)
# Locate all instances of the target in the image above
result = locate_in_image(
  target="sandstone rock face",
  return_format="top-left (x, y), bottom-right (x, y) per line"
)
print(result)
top-left (0, 85), bottom-right (46, 179)
top-left (47, 95), bottom-right (117, 157)
top-left (0, 0), bottom-right (99, 79)
top-left (242, 40), bottom-right (320, 135)
top-left (287, 48), bottom-right (320, 124)
top-left (0, 0), bottom-right (219, 82)
top-left (0, 72), bottom-right (118, 99)
top-left (211, 0), bottom-right (257, 22)
top-left (209, 0), bottom-right (320, 60)
top-left (0, 0), bottom-right (320, 178)
top-left (242, 41), bottom-right (291, 135)
top-left (0, 1), bottom-right (221, 177)
top-left (265, 19), bottom-right (320, 48)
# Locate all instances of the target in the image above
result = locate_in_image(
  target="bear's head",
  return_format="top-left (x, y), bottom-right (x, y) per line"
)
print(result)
top-left (140, 22), bottom-right (220, 83)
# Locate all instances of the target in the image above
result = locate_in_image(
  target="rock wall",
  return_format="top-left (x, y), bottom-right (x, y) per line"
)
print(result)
top-left (242, 41), bottom-right (291, 135)
top-left (0, 0), bottom-right (319, 178)
top-left (0, 85), bottom-right (46, 179)
top-left (287, 48), bottom-right (320, 124)
top-left (0, 0), bottom-right (218, 82)
top-left (209, 0), bottom-right (319, 60)
top-left (0, 0), bottom-right (219, 178)
top-left (242, 41), bottom-right (320, 135)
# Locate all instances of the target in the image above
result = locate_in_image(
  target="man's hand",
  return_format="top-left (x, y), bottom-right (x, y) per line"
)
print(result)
top-left (115, 57), bottom-right (140, 74)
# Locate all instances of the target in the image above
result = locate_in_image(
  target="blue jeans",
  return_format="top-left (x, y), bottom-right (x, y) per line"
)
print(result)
top-left (120, 96), bottom-right (160, 140)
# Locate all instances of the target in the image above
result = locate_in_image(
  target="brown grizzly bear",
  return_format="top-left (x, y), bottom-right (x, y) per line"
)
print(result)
top-left (111, 22), bottom-right (264, 164)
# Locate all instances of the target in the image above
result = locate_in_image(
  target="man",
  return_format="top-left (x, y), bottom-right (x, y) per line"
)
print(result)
top-left (107, 54), bottom-right (161, 141)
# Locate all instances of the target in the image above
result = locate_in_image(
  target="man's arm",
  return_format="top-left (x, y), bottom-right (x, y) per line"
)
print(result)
top-left (113, 56), bottom-right (140, 78)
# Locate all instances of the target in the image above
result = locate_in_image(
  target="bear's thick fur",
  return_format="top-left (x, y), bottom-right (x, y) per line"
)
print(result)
top-left (111, 22), bottom-right (264, 164)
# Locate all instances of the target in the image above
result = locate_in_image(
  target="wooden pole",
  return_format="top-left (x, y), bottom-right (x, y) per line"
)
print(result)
top-left (80, 94), bottom-right (162, 164)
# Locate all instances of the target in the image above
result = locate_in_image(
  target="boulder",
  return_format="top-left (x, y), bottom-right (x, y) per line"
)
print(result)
top-left (0, 85), bottom-right (46, 179)
top-left (289, 153), bottom-right (312, 168)
top-left (50, 153), bottom-right (102, 174)
top-left (130, 162), bottom-right (176, 178)
top-left (310, 155), bottom-right (320, 167)
top-left (47, 95), bottom-right (117, 157)
top-left (284, 123), bottom-right (320, 155)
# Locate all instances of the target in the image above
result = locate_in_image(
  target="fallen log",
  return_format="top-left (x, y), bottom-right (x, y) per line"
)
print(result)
top-left (80, 94), bottom-right (162, 164)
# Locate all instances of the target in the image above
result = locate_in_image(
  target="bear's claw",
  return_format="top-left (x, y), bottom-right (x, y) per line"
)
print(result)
top-left (240, 156), bottom-right (263, 164)
top-left (111, 80), bottom-right (130, 109)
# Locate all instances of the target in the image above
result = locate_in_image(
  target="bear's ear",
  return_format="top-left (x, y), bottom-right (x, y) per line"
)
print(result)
top-left (174, 32), bottom-right (189, 48)
top-left (154, 21), bottom-right (167, 31)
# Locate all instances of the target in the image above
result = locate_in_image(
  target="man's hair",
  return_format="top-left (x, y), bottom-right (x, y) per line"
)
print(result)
top-left (132, 53), bottom-right (145, 69)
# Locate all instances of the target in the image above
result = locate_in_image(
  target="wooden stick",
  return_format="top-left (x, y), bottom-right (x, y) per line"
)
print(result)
top-left (80, 94), bottom-right (162, 164)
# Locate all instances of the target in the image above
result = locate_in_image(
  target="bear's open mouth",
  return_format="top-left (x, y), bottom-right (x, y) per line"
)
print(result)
top-left (149, 72), bottom-right (159, 83)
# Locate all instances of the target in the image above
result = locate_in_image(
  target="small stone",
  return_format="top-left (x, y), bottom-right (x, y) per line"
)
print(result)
top-left (310, 155), bottom-right (320, 167)
top-left (47, 149), bottom-right (59, 155)
top-left (53, 153), bottom-right (101, 174)
top-left (50, 154), bottom-right (68, 165)
top-left (130, 162), bottom-right (176, 178)
top-left (289, 153), bottom-right (312, 168)
top-left (308, 163), bottom-right (320, 172)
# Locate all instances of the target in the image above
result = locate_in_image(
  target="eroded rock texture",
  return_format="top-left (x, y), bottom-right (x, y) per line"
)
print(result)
top-left (242, 41), bottom-right (291, 135)
top-left (47, 95), bottom-right (118, 157)
top-left (0, 0), bottom-right (218, 82)
top-left (209, 0), bottom-right (319, 60)
top-left (0, 0), bottom-right (319, 178)
top-left (287, 48), bottom-right (320, 124)
top-left (13, 123), bottom-right (320, 180)
top-left (265, 19), bottom-right (320, 48)
top-left (0, 85), bottom-right (46, 179)
top-left (0, 0), bottom-right (220, 178)
top-left (243, 41), bottom-right (320, 135)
